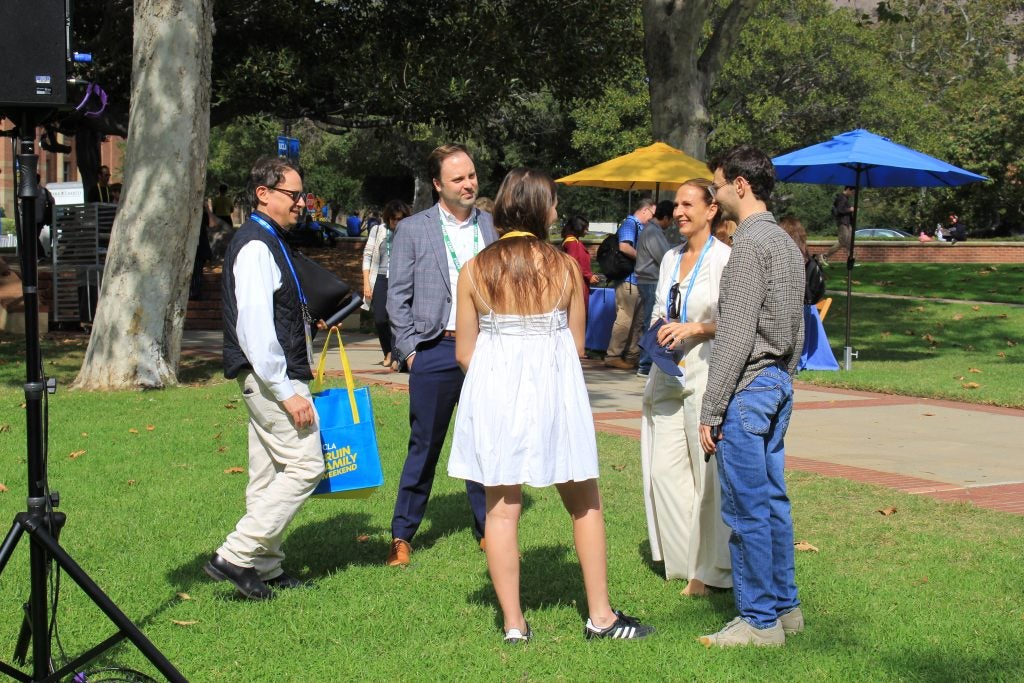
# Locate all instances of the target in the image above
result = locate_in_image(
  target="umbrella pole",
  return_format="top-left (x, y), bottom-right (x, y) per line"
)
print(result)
top-left (843, 174), bottom-right (861, 370)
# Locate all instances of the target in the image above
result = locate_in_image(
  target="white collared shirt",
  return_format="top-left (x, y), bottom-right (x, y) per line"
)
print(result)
top-left (233, 240), bottom-right (296, 401)
top-left (439, 204), bottom-right (480, 331)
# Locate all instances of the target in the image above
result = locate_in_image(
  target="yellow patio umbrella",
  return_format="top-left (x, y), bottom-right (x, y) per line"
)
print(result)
top-left (555, 142), bottom-right (712, 191)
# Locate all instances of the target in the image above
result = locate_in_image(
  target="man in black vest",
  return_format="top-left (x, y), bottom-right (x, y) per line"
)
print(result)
top-left (205, 157), bottom-right (324, 600)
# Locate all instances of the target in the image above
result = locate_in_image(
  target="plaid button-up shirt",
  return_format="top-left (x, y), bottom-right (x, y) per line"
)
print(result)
top-left (700, 211), bottom-right (805, 426)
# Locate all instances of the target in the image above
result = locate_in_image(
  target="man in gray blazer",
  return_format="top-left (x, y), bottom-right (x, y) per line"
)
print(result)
top-left (385, 143), bottom-right (496, 566)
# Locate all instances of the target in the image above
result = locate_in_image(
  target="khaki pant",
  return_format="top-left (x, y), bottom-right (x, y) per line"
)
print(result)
top-left (606, 281), bottom-right (642, 360)
top-left (825, 223), bottom-right (852, 259)
top-left (217, 372), bottom-right (325, 580)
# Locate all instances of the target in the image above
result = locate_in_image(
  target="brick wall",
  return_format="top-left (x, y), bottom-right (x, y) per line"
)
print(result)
top-left (580, 240), bottom-right (1024, 264)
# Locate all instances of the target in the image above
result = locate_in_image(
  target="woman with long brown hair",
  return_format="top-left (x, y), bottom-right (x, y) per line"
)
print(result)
top-left (448, 168), bottom-right (653, 644)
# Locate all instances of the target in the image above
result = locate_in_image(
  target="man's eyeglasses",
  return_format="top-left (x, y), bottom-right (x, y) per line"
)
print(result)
top-left (266, 186), bottom-right (305, 203)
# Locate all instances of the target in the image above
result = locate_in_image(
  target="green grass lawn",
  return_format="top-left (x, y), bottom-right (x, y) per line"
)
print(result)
top-left (826, 262), bottom-right (1024, 304)
top-left (803, 294), bottom-right (1024, 408)
top-left (0, 378), bottom-right (1023, 681)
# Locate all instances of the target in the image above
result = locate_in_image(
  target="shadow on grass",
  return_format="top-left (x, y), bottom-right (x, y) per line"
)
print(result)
top-left (880, 648), bottom-right (1024, 681)
top-left (177, 357), bottom-right (223, 385)
top-left (468, 543), bottom-right (589, 629)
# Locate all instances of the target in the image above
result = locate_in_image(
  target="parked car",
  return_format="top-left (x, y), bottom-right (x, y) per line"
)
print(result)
top-left (855, 228), bottom-right (914, 239)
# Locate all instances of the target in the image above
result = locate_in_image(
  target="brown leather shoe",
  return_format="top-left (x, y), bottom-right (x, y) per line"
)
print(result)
top-left (386, 538), bottom-right (411, 566)
top-left (604, 357), bottom-right (636, 370)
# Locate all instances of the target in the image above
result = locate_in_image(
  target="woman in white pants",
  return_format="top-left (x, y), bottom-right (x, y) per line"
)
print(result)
top-left (640, 178), bottom-right (733, 596)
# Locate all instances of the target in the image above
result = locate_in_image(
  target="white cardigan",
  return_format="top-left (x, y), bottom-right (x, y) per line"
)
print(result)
top-left (360, 223), bottom-right (390, 310)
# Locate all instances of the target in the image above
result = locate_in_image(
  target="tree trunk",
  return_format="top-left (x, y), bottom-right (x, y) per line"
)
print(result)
top-left (74, 0), bottom-right (213, 390)
top-left (642, 0), bottom-right (760, 160)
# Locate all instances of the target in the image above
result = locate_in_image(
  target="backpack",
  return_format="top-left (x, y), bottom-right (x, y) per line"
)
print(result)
top-left (596, 232), bottom-right (635, 280)
top-left (805, 257), bottom-right (826, 305)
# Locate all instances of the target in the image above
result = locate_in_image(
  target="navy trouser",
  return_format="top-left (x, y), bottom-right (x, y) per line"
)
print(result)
top-left (371, 276), bottom-right (392, 358)
top-left (391, 337), bottom-right (486, 542)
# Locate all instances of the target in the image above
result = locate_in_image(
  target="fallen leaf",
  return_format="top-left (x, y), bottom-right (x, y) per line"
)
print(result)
top-left (128, 428), bottom-right (139, 434)
top-left (146, 425), bottom-right (156, 431)
top-left (1008, 340), bottom-right (1018, 347)
top-left (224, 403), bottom-right (237, 410)
top-left (962, 382), bottom-right (981, 389)
top-left (880, 331), bottom-right (891, 338)
top-left (911, 306), bottom-right (925, 313)
top-left (213, 432), bottom-right (222, 441)
top-left (969, 368), bottom-right (982, 374)
top-left (80, 432), bottom-right (88, 437)
top-left (922, 333), bottom-right (935, 343)
top-left (971, 305), bottom-right (980, 311)
top-left (951, 313), bottom-right (963, 321)
top-left (997, 352), bottom-right (1006, 358)
top-left (127, 480), bottom-right (137, 486)
top-left (69, 450), bottom-right (86, 459)
top-left (611, 464), bottom-right (627, 471)
top-left (223, 466), bottom-right (245, 474)
top-left (170, 620), bottom-right (198, 627)
top-left (913, 576), bottom-right (929, 585)
top-left (999, 313), bottom-right (1008, 319)
top-left (176, 592), bottom-right (192, 601)
top-left (356, 534), bottom-right (370, 543)
top-left (0, 483), bottom-right (8, 493)
top-left (904, 330), bottom-right (915, 336)
top-left (852, 280), bottom-right (861, 285)
top-left (877, 506), bottom-right (897, 516)
top-left (0, 424), bottom-right (10, 433)
top-left (794, 540), bottom-right (819, 552)
top-left (217, 446), bottom-right (228, 453)
top-left (922, 413), bottom-right (935, 417)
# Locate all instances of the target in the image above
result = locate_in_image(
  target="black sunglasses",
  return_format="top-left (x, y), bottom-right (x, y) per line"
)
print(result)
top-left (267, 186), bottom-right (305, 203)
top-left (666, 283), bottom-right (681, 320)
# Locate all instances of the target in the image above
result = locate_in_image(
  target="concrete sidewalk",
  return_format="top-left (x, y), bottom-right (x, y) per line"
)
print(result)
top-left (183, 329), bottom-right (1024, 516)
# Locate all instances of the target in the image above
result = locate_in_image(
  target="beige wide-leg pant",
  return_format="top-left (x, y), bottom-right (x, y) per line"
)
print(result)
top-left (217, 371), bottom-right (325, 580)
top-left (640, 368), bottom-right (732, 586)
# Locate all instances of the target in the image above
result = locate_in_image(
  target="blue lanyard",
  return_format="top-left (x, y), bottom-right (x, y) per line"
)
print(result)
top-left (249, 213), bottom-right (310, 319)
top-left (666, 237), bottom-right (715, 321)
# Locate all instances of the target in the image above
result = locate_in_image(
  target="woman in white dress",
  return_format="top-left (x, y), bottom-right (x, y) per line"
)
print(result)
top-left (449, 168), bottom-right (653, 644)
top-left (640, 178), bottom-right (733, 596)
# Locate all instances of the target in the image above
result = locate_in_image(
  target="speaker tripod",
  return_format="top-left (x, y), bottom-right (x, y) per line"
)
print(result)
top-left (0, 110), bottom-right (186, 682)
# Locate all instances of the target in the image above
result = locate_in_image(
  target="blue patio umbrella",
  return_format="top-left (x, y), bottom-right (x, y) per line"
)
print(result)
top-left (772, 129), bottom-right (987, 369)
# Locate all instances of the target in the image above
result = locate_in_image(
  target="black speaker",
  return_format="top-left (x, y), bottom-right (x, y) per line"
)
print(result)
top-left (0, 0), bottom-right (68, 108)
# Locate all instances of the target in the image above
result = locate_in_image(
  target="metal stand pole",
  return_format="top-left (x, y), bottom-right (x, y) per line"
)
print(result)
top-left (0, 111), bottom-right (186, 683)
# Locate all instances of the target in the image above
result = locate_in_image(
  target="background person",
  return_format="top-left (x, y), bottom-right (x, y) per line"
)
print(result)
top-left (361, 199), bottom-right (411, 369)
top-left (698, 144), bottom-right (805, 647)
top-left (635, 199), bottom-right (676, 377)
top-left (561, 215), bottom-right (598, 319)
top-left (212, 183), bottom-right (235, 227)
top-left (822, 185), bottom-right (855, 265)
top-left (384, 144), bottom-right (495, 566)
top-left (207, 156), bottom-right (324, 600)
top-left (640, 179), bottom-right (732, 597)
top-left (604, 198), bottom-right (655, 369)
top-left (87, 165), bottom-right (113, 203)
top-left (448, 168), bottom-right (653, 643)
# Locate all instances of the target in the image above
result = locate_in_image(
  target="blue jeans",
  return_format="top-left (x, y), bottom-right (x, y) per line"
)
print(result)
top-left (715, 366), bottom-right (799, 628)
top-left (636, 283), bottom-right (658, 372)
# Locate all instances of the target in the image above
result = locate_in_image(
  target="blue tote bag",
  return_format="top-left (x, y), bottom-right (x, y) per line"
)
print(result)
top-left (310, 327), bottom-right (384, 499)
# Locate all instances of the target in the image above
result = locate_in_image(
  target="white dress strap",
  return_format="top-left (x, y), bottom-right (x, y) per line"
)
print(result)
top-left (466, 264), bottom-right (494, 315)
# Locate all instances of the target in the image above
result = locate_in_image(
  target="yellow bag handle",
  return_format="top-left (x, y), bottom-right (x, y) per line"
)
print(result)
top-left (313, 325), bottom-right (360, 424)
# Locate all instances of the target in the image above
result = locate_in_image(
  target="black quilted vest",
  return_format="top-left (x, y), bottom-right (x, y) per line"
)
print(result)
top-left (222, 213), bottom-right (312, 381)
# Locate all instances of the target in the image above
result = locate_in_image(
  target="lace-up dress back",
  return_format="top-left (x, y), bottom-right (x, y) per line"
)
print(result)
top-left (448, 267), bottom-right (599, 487)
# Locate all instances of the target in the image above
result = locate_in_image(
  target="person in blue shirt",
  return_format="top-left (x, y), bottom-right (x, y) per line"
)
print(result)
top-left (604, 198), bottom-right (655, 370)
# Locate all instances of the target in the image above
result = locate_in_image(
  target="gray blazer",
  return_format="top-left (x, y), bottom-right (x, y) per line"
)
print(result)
top-left (386, 204), bottom-right (496, 364)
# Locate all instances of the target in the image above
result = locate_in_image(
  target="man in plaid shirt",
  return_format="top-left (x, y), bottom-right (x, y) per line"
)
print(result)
top-left (697, 145), bottom-right (806, 648)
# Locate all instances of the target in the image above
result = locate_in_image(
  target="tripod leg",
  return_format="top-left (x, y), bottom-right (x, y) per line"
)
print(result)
top-left (21, 523), bottom-right (186, 683)
top-left (0, 520), bottom-right (26, 574)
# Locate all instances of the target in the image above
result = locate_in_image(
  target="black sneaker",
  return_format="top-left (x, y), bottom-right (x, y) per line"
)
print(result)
top-left (584, 610), bottom-right (654, 640)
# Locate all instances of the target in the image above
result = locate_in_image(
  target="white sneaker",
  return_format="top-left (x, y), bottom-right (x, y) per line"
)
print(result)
top-left (698, 616), bottom-right (785, 648)
top-left (779, 606), bottom-right (804, 635)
